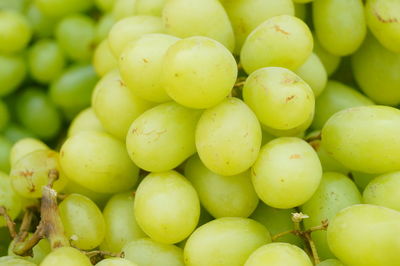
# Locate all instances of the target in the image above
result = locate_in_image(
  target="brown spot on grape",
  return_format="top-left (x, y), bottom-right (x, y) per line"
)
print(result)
top-left (174, 73), bottom-right (179, 77)
top-left (19, 170), bottom-right (34, 178)
top-left (286, 95), bottom-right (295, 102)
top-left (142, 58), bottom-right (149, 63)
top-left (251, 168), bottom-right (257, 176)
top-left (118, 79), bottom-right (125, 87)
top-left (374, 9), bottom-right (399, 23)
top-left (273, 25), bottom-right (289, 35)
top-left (290, 154), bottom-right (301, 159)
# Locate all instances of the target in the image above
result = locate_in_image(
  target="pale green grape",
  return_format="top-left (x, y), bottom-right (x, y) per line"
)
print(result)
top-left (184, 155), bottom-right (259, 218)
top-left (294, 53), bottom-right (327, 97)
top-left (96, 258), bottom-right (137, 266)
top-left (252, 137), bottom-right (322, 208)
top-left (195, 97), bottom-right (261, 176)
top-left (0, 99), bottom-right (10, 131)
top-left (317, 259), bottom-right (345, 266)
top-left (0, 256), bottom-right (37, 266)
top-left (119, 33), bottom-right (179, 103)
top-left (301, 172), bottom-right (361, 260)
top-left (111, 0), bottom-right (137, 20)
top-left (135, 0), bottom-right (166, 16)
top-left (10, 138), bottom-right (48, 166)
top-left (0, 9), bottom-right (31, 53)
top-left (123, 238), bottom-right (184, 266)
top-left (4, 124), bottom-right (34, 143)
top-left (0, 137), bottom-right (12, 172)
top-left (351, 171), bottom-right (375, 191)
top-left (313, 0), bottom-right (366, 56)
top-left (240, 15), bottom-right (313, 74)
top-left (10, 150), bottom-right (67, 198)
top-left (312, 80), bottom-right (374, 129)
top-left (365, 0), bottom-right (400, 53)
top-left (0, 53), bottom-right (26, 97)
top-left (222, 0), bottom-right (294, 54)
top-left (321, 106), bottom-right (400, 174)
top-left (0, 0), bottom-right (29, 11)
top-left (327, 204), bottom-right (400, 265)
top-left (36, 0), bottom-right (94, 18)
top-left (184, 217), bottom-right (271, 266)
top-left (351, 34), bottom-right (400, 106)
top-left (134, 171), bottom-right (200, 244)
top-left (0, 172), bottom-right (22, 227)
top-left (25, 3), bottom-right (57, 38)
top-left (126, 102), bottom-right (200, 172)
top-left (40, 247), bottom-right (92, 266)
top-left (93, 39), bottom-right (118, 77)
top-left (62, 180), bottom-right (110, 208)
top-left (92, 70), bottom-right (154, 140)
top-left (67, 108), bottom-right (105, 137)
top-left (162, 36), bottom-right (237, 109)
top-left (162, 0), bottom-right (234, 51)
top-left (60, 131), bottom-right (139, 193)
top-left (102, 192), bottom-right (146, 252)
top-left (262, 116), bottom-right (311, 138)
top-left (8, 236), bottom-right (50, 264)
top-left (313, 35), bottom-right (341, 76)
top-left (95, 14), bottom-right (115, 43)
top-left (108, 16), bottom-right (164, 57)
top-left (245, 243), bottom-right (313, 266)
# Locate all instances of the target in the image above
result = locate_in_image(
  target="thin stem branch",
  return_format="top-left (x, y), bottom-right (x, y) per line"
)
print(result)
top-left (0, 206), bottom-right (17, 238)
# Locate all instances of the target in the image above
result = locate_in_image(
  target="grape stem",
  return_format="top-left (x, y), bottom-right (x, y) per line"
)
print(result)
top-left (76, 249), bottom-right (124, 265)
top-left (0, 206), bottom-right (17, 238)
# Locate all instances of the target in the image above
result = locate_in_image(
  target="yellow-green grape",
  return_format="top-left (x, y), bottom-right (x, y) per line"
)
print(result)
top-left (313, 35), bottom-right (341, 76)
top-left (365, 0), bottom-right (400, 53)
top-left (111, 0), bottom-right (137, 20)
top-left (95, 0), bottom-right (114, 12)
top-left (35, 0), bottom-right (94, 18)
top-left (102, 192), bottom-right (146, 252)
top-left (262, 115), bottom-right (311, 138)
top-left (245, 243), bottom-right (313, 266)
top-left (10, 150), bottom-right (67, 198)
top-left (243, 67), bottom-right (314, 131)
top-left (92, 71), bottom-right (154, 140)
top-left (162, 36), bottom-right (237, 109)
top-left (67, 108), bottom-right (105, 137)
top-left (119, 33), bottom-right (179, 103)
top-left (4, 124), bottom-right (35, 143)
top-left (312, 80), bottom-right (374, 129)
top-left (240, 15), bottom-right (313, 74)
top-left (252, 137), bottom-right (322, 209)
top-left (95, 14), bottom-right (116, 43)
top-left (0, 256), bottom-right (37, 266)
top-left (134, 171), bottom-right (200, 244)
top-left (0, 53), bottom-right (26, 97)
top-left (294, 3), bottom-right (307, 21)
top-left (301, 172), bottom-right (361, 260)
top-left (0, 172), bottom-right (22, 227)
top-left (195, 98), bottom-right (261, 176)
top-left (10, 138), bottom-right (48, 166)
top-left (321, 106), bottom-right (400, 174)
top-left (0, 9), bottom-right (32, 53)
top-left (351, 34), bottom-right (400, 106)
top-left (312, 0), bottom-right (366, 56)
top-left (40, 247), bottom-right (92, 266)
top-left (162, 0), bottom-right (234, 51)
top-left (294, 53), bottom-right (327, 97)
top-left (363, 172), bottom-right (400, 212)
top-left (0, 137), bottom-right (12, 173)
top-left (184, 217), bottom-right (271, 266)
top-left (8, 236), bottom-right (50, 264)
top-left (135, 0), bottom-right (166, 16)
top-left (25, 3), bottom-right (57, 38)
top-left (317, 259), bottom-right (345, 266)
top-left (327, 204), bottom-right (400, 265)
top-left (351, 171), bottom-right (375, 191)
top-left (250, 203), bottom-right (302, 246)
top-left (60, 131), bottom-right (139, 193)
top-left (59, 194), bottom-right (105, 250)
top-left (126, 102), bottom-right (200, 172)
top-left (123, 238), bottom-right (184, 266)
top-left (184, 155), bottom-right (259, 218)
top-left (108, 16), bottom-right (164, 57)
top-left (93, 40), bottom-right (118, 77)
top-left (222, 0), bottom-right (294, 54)
top-left (62, 180), bottom-right (110, 208)
top-left (96, 258), bottom-right (138, 266)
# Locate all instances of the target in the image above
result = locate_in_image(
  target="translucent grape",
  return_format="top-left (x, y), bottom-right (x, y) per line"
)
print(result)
top-left (317, 259), bottom-right (345, 266)
top-left (0, 9), bottom-right (31, 53)
top-left (0, 54), bottom-right (26, 97)
top-left (10, 138), bottom-right (48, 166)
top-left (111, 0), bottom-right (137, 20)
top-left (36, 0), bottom-right (94, 18)
top-left (0, 256), bottom-right (37, 265)
top-left (313, 35), bottom-right (341, 76)
top-left (95, 15), bottom-right (115, 43)
top-left (67, 108), bottom-right (105, 137)
top-left (93, 40), bottom-right (118, 77)
top-left (294, 53), bottom-right (327, 97)
top-left (0, 172), bottom-right (22, 227)
top-left (135, 0), bottom-right (166, 16)
top-left (40, 247), bottom-right (92, 266)
top-left (96, 258), bottom-right (138, 266)
top-left (25, 3), bottom-right (57, 38)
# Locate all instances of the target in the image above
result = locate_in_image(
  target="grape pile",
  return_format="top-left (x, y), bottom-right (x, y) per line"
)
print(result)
top-left (0, 0), bottom-right (400, 265)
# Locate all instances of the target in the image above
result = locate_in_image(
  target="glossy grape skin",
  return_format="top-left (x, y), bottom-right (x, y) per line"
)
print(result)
top-left (95, 14), bottom-right (115, 43)
top-left (40, 247), bottom-right (92, 266)
top-left (93, 40), bottom-right (117, 77)
top-left (0, 256), bottom-right (37, 265)
top-left (313, 35), bottom-right (341, 76)
top-left (0, 172), bottom-right (22, 227)
top-left (294, 53), bottom-right (327, 97)
top-left (96, 258), bottom-right (138, 266)
top-left (67, 108), bottom-right (105, 137)
top-left (135, 0), bottom-right (166, 16)
top-left (0, 137), bottom-right (12, 173)
top-left (60, 131), bottom-right (139, 193)
top-left (35, 0), bottom-right (94, 18)
top-left (0, 53), bottom-right (26, 97)
top-left (10, 138), bottom-right (48, 166)
top-left (0, 9), bottom-right (31, 53)
top-left (62, 179), bottom-right (110, 209)
top-left (317, 259), bottom-right (345, 266)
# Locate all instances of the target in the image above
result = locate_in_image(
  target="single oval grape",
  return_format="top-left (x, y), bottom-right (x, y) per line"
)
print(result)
top-left (67, 108), bottom-right (105, 137)
top-left (294, 53), bottom-right (327, 97)
top-left (0, 54), bottom-right (26, 97)
top-left (93, 39), bottom-right (118, 77)
top-left (10, 138), bottom-right (49, 166)
top-left (0, 9), bottom-right (31, 53)
top-left (40, 246), bottom-right (92, 266)
top-left (96, 258), bottom-right (138, 266)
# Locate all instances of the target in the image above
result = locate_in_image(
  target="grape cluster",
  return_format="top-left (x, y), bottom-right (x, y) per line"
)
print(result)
top-left (1, 0), bottom-right (400, 265)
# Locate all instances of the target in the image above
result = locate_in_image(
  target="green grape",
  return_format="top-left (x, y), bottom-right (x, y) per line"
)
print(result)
top-left (0, 172), bottom-right (22, 227)
top-left (10, 138), bottom-right (48, 166)
top-left (95, 15), bottom-right (115, 43)
top-left (108, 16), bottom-right (164, 57)
top-left (351, 171), bottom-right (375, 191)
top-left (96, 258), bottom-right (138, 266)
top-left (126, 102), bottom-right (200, 172)
top-left (294, 53), bottom-right (327, 97)
top-left (25, 3), bottom-right (57, 38)
top-left (327, 204), bottom-right (400, 265)
top-left (317, 259), bottom-right (345, 266)
top-left (134, 171), bottom-right (200, 244)
top-left (92, 70), bottom-right (154, 140)
top-left (59, 194), bottom-right (105, 250)
top-left (123, 238), bottom-right (184, 266)
top-left (0, 256), bottom-right (37, 265)
top-left (3, 124), bottom-right (34, 143)
top-left (16, 89), bottom-right (62, 140)
top-left (222, 0), bottom-right (294, 54)
top-left (111, 0), bottom-right (137, 20)
top-left (313, 35), bottom-right (341, 76)
top-left (28, 39), bottom-right (65, 84)
top-left (252, 137), bottom-right (322, 208)
top-left (184, 155), bottom-right (258, 218)
top-left (135, 0), bottom-right (166, 16)
top-left (0, 0), bottom-right (30, 12)
top-left (55, 14), bottom-right (95, 62)
top-left (35, 0), bottom-right (94, 18)
top-left (351, 34), bottom-right (400, 106)
top-left (95, 0), bottom-right (114, 12)
top-left (60, 131), bottom-right (139, 193)
top-left (8, 236), bottom-right (50, 264)
top-left (62, 179), bottom-right (110, 208)
top-left (245, 242), bottom-right (312, 266)
top-left (40, 247), bottom-right (92, 266)
top-left (184, 217), bottom-right (271, 266)
top-left (67, 108), bottom-right (105, 137)
top-left (301, 172), bottom-right (361, 260)
top-left (102, 192), bottom-right (146, 253)
top-left (312, 80), bottom-right (374, 129)
top-left (119, 33), bottom-right (179, 103)
top-left (10, 149), bottom-right (67, 198)
top-left (162, 0), bottom-right (234, 51)
top-left (93, 40), bottom-right (117, 77)
top-left (0, 136), bottom-right (12, 173)
top-left (312, 0), bottom-right (366, 56)
top-left (162, 36), bottom-right (237, 109)
top-left (250, 203), bottom-right (302, 246)
top-left (0, 53), bottom-right (26, 97)
top-left (0, 9), bottom-right (31, 53)
top-left (365, 0), bottom-right (400, 53)
top-left (262, 116), bottom-right (311, 138)
top-left (321, 106), bottom-right (400, 174)
top-left (240, 15), bottom-right (313, 74)
top-left (0, 99), bottom-right (10, 131)
top-left (195, 98), bottom-right (261, 176)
